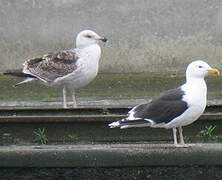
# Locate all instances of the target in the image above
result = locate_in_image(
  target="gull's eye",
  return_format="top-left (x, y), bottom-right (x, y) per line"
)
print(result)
top-left (85, 35), bottom-right (92, 38)
top-left (198, 65), bottom-right (203, 68)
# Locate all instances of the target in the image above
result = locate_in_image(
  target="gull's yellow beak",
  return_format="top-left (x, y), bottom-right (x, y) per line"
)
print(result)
top-left (208, 68), bottom-right (220, 75)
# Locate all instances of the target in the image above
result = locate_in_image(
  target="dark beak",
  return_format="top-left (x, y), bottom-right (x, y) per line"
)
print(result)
top-left (102, 37), bottom-right (107, 42)
top-left (97, 37), bottom-right (108, 42)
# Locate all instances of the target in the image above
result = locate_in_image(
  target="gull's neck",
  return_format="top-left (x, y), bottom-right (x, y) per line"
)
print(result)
top-left (182, 76), bottom-right (207, 102)
top-left (186, 75), bottom-right (206, 86)
top-left (181, 75), bottom-right (207, 112)
top-left (76, 43), bottom-right (101, 64)
top-left (76, 40), bottom-right (97, 49)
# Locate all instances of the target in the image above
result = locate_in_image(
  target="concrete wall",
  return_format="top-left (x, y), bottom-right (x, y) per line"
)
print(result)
top-left (0, 0), bottom-right (222, 73)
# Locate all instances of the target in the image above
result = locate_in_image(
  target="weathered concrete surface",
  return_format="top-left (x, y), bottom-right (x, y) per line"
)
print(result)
top-left (1, 117), bottom-right (222, 145)
top-left (1, 74), bottom-right (221, 105)
top-left (0, 98), bottom-right (222, 108)
top-left (0, 143), bottom-right (222, 167)
top-left (0, 166), bottom-right (222, 180)
top-left (0, 0), bottom-right (222, 72)
top-left (0, 98), bottom-right (147, 108)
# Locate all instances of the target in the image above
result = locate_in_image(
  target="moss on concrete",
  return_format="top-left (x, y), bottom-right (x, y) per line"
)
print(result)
top-left (0, 73), bottom-right (221, 101)
top-left (1, 118), bottom-right (222, 145)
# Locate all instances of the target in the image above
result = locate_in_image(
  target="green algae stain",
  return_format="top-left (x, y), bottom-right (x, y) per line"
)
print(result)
top-left (0, 73), bottom-right (221, 101)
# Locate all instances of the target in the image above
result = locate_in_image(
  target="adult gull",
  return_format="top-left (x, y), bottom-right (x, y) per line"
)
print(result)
top-left (109, 60), bottom-right (219, 147)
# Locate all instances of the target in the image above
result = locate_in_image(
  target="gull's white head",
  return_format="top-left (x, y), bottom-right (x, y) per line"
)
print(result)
top-left (186, 60), bottom-right (219, 80)
top-left (76, 30), bottom-right (107, 48)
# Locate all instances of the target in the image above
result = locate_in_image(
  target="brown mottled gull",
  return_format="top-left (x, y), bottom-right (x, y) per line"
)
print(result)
top-left (4, 30), bottom-right (107, 108)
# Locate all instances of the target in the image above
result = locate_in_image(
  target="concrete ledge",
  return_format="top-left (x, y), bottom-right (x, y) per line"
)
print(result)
top-left (1, 143), bottom-right (222, 168)
top-left (0, 98), bottom-right (222, 108)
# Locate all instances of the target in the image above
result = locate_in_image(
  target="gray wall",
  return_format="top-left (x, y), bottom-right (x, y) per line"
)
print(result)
top-left (0, 0), bottom-right (222, 73)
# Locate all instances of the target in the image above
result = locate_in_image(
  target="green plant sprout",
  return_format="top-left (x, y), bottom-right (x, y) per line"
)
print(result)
top-left (200, 125), bottom-right (216, 140)
top-left (33, 128), bottom-right (48, 145)
top-left (102, 108), bottom-right (110, 115)
top-left (68, 134), bottom-right (79, 141)
top-left (183, 136), bottom-right (191, 143)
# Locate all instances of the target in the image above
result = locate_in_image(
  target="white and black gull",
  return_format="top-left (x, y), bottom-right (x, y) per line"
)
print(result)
top-left (4, 30), bottom-right (107, 108)
top-left (109, 60), bottom-right (219, 147)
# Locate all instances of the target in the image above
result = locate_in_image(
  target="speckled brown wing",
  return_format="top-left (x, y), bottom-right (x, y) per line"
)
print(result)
top-left (24, 50), bottom-right (79, 82)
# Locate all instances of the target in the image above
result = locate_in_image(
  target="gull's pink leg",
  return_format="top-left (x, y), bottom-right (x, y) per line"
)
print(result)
top-left (173, 127), bottom-right (178, 146)
top-left (72, 89), bottom-right (77, 108)
top-left (176, 126), bottom-right (195, 147)
top-left (63, 87), bottom-right (67, 108)
top-left (179, 126), bottom-right (185, 145)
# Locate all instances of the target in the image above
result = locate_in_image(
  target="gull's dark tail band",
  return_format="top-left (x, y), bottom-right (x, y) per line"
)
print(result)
top-left (3, 69), bottom-right (37, 87)
top-left (3, 69), bottom-right (33, 78)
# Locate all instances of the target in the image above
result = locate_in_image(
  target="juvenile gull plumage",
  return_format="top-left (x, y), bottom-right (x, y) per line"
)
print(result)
top-left (4, 30), bottom-right (107, 108)
top-left (109, 60), bottom-right (219, 147)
